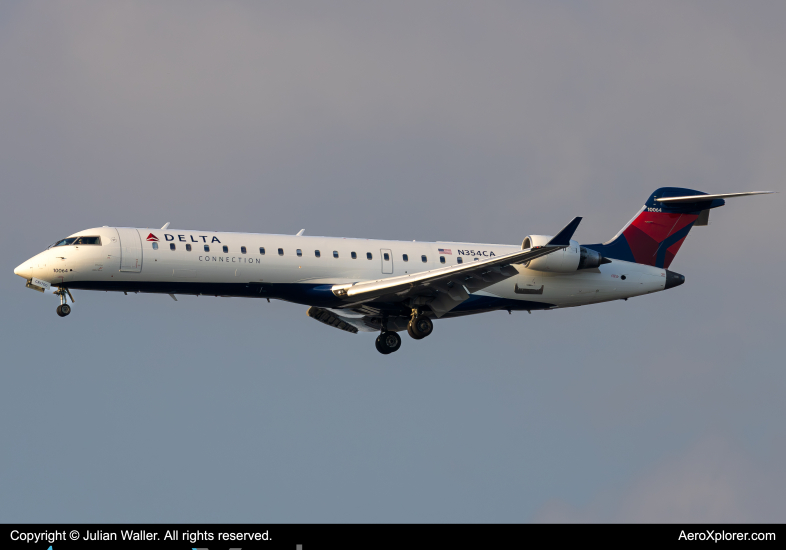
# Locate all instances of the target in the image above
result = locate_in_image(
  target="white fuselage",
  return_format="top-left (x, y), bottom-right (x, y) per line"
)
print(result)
top-left (15, 226), bottom-right (669, 316)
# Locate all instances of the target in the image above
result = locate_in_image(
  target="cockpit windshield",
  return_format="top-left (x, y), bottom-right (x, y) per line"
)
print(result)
top-left (52, 237), bottom-right (77, 248)
top-left (74, 236), bottom-right (101, 245)
top-left (50, 236), bottom-right (101, 248)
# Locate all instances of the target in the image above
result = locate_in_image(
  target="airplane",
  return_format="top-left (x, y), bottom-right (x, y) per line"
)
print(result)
top-left (14, 187), bottom-right (772, 354)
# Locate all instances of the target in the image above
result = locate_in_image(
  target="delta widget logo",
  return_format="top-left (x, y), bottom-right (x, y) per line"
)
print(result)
top-left (146, 233), bottom-right (159, 242)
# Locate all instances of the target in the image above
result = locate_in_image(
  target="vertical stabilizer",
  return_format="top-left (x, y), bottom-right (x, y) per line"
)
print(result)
top-left (582, 187), bottom-right (727, 268)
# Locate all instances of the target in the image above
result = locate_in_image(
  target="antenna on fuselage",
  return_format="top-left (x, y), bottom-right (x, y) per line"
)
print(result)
top-left (161, 222), bottom-right (170, 230)
top-left (296, 229), bottom-right (305, 236)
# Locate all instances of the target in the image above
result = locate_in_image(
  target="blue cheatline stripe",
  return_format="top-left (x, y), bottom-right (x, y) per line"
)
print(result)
top-left (654, 222), bottom-right (695, 268)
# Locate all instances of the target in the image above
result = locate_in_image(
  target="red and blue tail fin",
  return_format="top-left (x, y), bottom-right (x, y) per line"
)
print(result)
top-left (582, 187), bottom-right (726, 269)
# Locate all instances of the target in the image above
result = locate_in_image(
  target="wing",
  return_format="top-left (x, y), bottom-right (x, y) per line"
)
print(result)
top-left (330, 217), bottom-right (582, 317)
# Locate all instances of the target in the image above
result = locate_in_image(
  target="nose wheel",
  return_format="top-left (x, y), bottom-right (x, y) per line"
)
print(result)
top-left (54, 287), bottom-right (75, 318)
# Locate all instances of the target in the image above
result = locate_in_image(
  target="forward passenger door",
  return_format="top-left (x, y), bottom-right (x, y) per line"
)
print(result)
top-left (117, 227), bottom-right (143, 272)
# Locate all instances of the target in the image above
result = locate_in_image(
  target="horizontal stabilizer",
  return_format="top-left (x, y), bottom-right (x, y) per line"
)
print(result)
top-left (656, 191), bottom-right (773, 203)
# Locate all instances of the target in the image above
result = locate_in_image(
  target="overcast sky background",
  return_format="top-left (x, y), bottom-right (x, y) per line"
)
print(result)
top-left (1, 1), bottom-right (784, 522)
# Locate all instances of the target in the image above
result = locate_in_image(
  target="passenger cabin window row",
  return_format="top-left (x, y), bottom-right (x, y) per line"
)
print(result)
top-left (149, 240), bottom-right (463, 267)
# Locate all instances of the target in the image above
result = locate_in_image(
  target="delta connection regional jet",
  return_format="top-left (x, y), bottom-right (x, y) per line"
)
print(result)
top-left (15, 188), bottom-right (772, 354)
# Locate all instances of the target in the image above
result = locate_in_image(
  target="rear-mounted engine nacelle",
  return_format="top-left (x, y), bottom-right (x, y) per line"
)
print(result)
top-left (521, 235), bottom-right (608, 272)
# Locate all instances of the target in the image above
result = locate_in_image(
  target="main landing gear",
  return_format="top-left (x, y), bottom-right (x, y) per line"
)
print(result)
top-left (375, 331), bottom-right (401, 354)
top-left (375, 313), bottom-right (402, 355)
top-left (55, 287), bottom-right (74, 318)
top-left (407, 313), bottom-right (433, 340)
top-left (374, 310), bottom-right (435, 354)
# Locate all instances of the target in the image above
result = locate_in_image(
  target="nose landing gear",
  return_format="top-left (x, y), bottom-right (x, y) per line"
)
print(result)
top-left (54, 287), bottom-right (74, 318)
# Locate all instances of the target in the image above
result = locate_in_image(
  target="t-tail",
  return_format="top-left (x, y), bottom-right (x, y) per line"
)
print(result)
top-left (583, 187), bottom-right (773, 269)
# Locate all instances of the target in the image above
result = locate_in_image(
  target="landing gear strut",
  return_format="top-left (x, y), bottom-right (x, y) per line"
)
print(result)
top-left (407, 310), bottom-right (433, 340)
top-left (54, 287), bottom-right (74, 318)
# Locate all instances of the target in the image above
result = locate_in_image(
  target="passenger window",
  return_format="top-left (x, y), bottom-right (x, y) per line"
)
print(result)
top-left (223, 245), bottom-right (229, 253)
top-left (440, 256), bottom-right (445, 263)
top-left (333, 251), bottom-right (339, 258)
top-left (297, 249), bottom-right (302, 257)
top-left (186, 244), bottom-right (192, 252)
top-left (367, 252), bottom-right (373, 260)
top-left (241, 246), bottom-right (247, 254)
top-left (278, 248), bottom-right (284, 256)
top-left (383, 253), bottom-right (390, 261)
top-left (421, 255), bottom-right (427, 262)
top-left (403, 254), bottom-right (408, 262)
top-left (204, 245), bottom-right (209, 252)
top-left (152, 242), bottom-right (159, 250)
top-left (350, 252), bottom-right (356, 259)
top-left (260, 247), bottom-right (265, 255)
top-left (315, 250), bottom-right (321, 258)
top-left (457, 257), bottom-right (462, 264)
top-left (170, 243), bottom-right (176, 251)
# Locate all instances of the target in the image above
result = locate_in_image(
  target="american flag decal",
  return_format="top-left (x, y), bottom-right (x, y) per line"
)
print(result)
top-left (438, 248), bottom-right (452, 254)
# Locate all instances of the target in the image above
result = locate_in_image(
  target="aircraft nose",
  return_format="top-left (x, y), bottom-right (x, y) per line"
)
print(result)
top-left (14, 261), bottom-right (33, 279)
top-left (664, 270), bottom-right (685, 290)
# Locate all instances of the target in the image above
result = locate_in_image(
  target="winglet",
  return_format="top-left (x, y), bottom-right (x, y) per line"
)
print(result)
top-left (547, 217), bottom-right (582, 246)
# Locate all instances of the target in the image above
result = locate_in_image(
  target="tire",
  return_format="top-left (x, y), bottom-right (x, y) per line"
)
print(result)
top-left (60, 304), bottom-right (71, 316)
top-left (410, 315), bottom-right (433, 339)
top-left (376, 331), bottom-right (401, 354)
top-left (407, 321), bottom-right (424, 340)
top-left (383, 331), bottom-right (401, 353)
top-left (375, 335), bottom-right (391, 354)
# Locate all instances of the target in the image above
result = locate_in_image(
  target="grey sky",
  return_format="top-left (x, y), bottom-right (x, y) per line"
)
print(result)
top-left (1, 1), bottom-right (783, 522)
